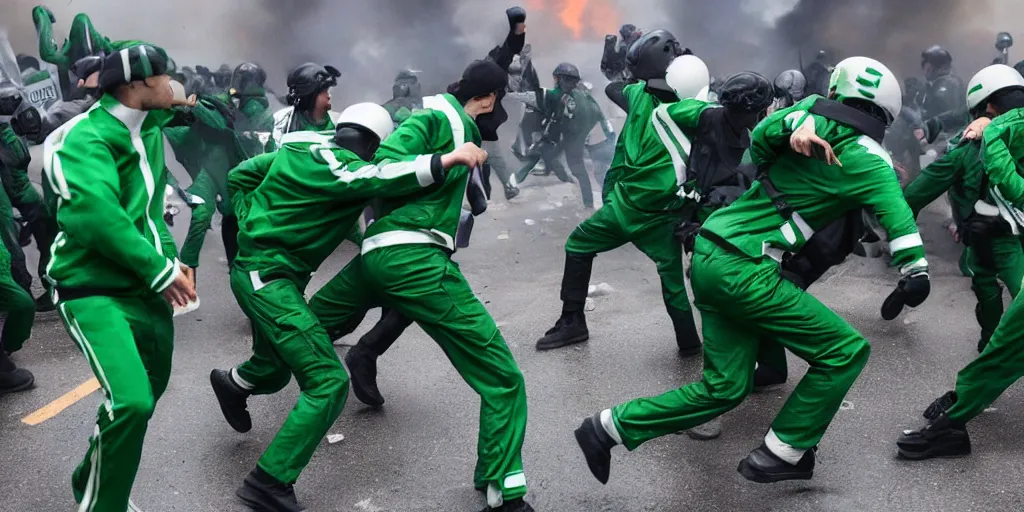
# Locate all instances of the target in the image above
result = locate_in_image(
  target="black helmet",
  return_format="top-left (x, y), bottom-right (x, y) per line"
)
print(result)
top-left (214, 64), bottom-right (232, 88)
top-left (553, 62), bottom-right (581, 91)
top-left (921, 45), bottom-right (953, 68)
top-left (16, 54), bottom-right (40, 73)
top-left (553, 63), bottom-right (581, 80)
top-left (230, 62), bottom-right (266, 94)
top-left (286, 62), bottom-right (340, 109)
top-left (619, 24), bottom-right (641, 45)
top-left (392, 69), bottom-right (420, 99)
top-left (626, 29), bottom-right (690, 81)
top-left (997, 32), bottom-right (1014, 51)
top-left (773, 69), bottom-right (807, 102)
top-left (719, 72), bottom-right (774, 114)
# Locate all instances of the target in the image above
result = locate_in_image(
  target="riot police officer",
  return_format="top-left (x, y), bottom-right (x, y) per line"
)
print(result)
top-left (919, 45), bottom-right (968, 138)
top-left (802, 50), bottom-right (832, 97)
top-left (381, 70), bottom-right (422, 126)
top-left (771, 69), bottom-right (807, 112)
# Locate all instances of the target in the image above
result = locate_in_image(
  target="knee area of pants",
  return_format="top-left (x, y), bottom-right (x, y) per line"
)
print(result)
top-left (703, 379), bottom-right (750, 406)
top-left (321, 371), bottom-right (350, 397)
top-left (829, 340), bottom-right (871, 369)
top-left (118, 395), bottom-right (156, 421)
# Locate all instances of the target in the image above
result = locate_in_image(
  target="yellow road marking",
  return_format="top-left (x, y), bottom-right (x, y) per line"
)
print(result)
top-left (21, 378), bottom-right (101, 426)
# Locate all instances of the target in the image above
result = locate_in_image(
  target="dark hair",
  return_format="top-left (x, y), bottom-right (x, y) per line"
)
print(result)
top-left (988, 88), bottom-right (1024, 115)
top-left (841, 98), bottom-right (890, 124)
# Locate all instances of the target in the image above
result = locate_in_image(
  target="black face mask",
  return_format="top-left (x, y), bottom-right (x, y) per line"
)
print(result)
top-left (334, 126), bottom-right (381, 161)
top-left (475, 106), bottom-right (508, 142)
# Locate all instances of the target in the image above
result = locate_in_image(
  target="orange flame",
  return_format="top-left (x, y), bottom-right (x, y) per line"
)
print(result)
top-left (526, 0), bottom-right (621, 40)
top-left (560, 0), bottom-right (587, 39)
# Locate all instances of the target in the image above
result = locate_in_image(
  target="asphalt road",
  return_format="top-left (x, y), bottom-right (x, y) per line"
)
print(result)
top-left (2, 162), bottom-right (1024, 512)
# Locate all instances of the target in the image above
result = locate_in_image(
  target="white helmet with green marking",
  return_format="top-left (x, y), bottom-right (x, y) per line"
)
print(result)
top-left (828, 56), bottom-right (902, 122)
top-left (966, 64), bottom-right (1024, 111)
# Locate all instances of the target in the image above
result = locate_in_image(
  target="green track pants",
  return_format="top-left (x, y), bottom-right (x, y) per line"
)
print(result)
top-left (56, 294), bottom-right (173, 512)
top-left (610, 236), bottom-right (870, 453)
top-left (0, 238), bottom-right (34, 353)
top-left (179, 170), bottom-right (218, 268)
top-left (962, 236), bottom-right (1024, 349)
top-left (231, 268), bottom-right (349, 485)
top-left (948, 278), bottom-right (1024, 422)
top-left (309, 245), bottom-right (529, 502)
top-left (564, 189), bottom-right (692, 318)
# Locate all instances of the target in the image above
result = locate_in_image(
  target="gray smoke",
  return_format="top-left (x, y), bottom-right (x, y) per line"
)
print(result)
top-left (657, 0), bottom-right (1022, 83)
top-left (4, 0), bottom-right (1024, 105)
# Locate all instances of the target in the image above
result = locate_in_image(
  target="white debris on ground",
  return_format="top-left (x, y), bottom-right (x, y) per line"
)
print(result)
top-left (588, 282), bottom-right (614, 297)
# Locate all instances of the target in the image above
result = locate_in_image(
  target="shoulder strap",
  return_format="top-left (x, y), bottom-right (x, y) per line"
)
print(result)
top-left (808, 98), bottom-right (887, 143)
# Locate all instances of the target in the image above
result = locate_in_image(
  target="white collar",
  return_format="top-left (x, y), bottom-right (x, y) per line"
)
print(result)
top-left (106, 101), bottom-right (149, 132)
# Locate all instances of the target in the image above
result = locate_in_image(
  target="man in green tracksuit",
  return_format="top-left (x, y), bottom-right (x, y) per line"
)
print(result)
top-left (898, 65), bottom-right (1024, 460)
top-left (42, 44), bottom-right (196, 512)
top-left (902, 64), bottom-right (1024, 354)
top-left (575, 57), bottom-right (930, 484)
top-left (206, 102), bottom-right (482, 512)
top-left (307, 60), bottom-right (533, 512)
top-left (534, 31), bottom-right (702, 356)
top-left (510, 62), bottom-right (613, 208)
top-left (176, 93), bottom-right (250, 276)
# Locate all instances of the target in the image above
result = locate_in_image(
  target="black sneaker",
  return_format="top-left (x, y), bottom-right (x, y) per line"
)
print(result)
top-left (574, 413), bottom-right (617, 484)
top-left (897, 412), bottom-right (971, 460)
top-left (737, 443), bottom-right (815, 483)
top-left (753, 364), bottom-right (787, 392)
top-left (504, 184), bottom-right (520, 201)
top-left (236, 466), bottom-right (304, 512)
top-left (210, 369), bottom-right (252, 433)
top-left (345, 345), bottom-right (384, 409)
top-left (923, 391), bottom-right (957, 421)
top-left (0, 368), bottom-right (34, 394)
top-left (977, 336), bottom-right (989, 354)
top-left (34, 293), bottom-right (55, 313)
top-left (536, 313), bottom-right (589, 351)
top-left (480, 498), bottom-right (535, 512)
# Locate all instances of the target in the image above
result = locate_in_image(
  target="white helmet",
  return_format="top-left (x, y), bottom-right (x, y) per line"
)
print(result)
top-left (828, 56), bottom-right (902, 122)
top-left (966, 64), bottom-right (1024, 111)
top-left (666, 55), bottom-right (710, 100)
top-left (336, 102), bottom-right (394, 142)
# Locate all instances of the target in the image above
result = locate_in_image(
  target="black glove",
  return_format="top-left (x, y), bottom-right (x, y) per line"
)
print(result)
top-left (507, 6), bottom-right (526, 29)
top-left (881, 272), bottom-right (930, 320)
top-left (923, 118), bottom-right (943, 144)
top-left (674, 221), bottom-right (701, 254)
top-left (11, 108), bottom-right (42, 140)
